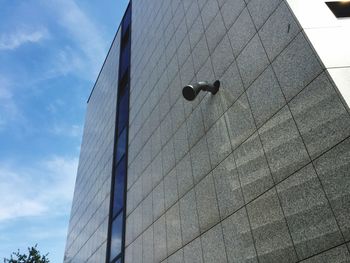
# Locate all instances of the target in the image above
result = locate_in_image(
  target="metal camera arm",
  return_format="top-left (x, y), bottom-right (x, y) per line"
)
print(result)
top-left (182, 80), bottom-right (220, 101)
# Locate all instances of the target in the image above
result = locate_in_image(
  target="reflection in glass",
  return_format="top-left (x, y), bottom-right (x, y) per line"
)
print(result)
top-left (110, 212), bottom-right (123, 261)
top-left (117, 84), bottom-right (129, 133)
top-left (113, 157), bottom-right (126, 216)
top-left (120, 43), bottom-right (130, 73)
top-left (122, 6), bottom-right (131, 33)
top-left (116, 128), bottom-right (126, 163)
top-left (108, 3), bottom-right (131, 262)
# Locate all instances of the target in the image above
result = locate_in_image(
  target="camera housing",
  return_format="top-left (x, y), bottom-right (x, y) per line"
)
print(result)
top-left (182, 80), bottom-right (220, 101)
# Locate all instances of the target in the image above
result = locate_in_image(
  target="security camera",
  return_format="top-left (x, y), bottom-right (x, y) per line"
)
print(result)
top-left (182, 80), bottom-right (220, 101)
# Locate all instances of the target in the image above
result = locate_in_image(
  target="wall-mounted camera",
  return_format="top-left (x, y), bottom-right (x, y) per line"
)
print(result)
top-left (182, 80), bottom-right (220, 101)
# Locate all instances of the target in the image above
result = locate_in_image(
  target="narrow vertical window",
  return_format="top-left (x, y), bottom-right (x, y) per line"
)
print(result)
top-left (107, 3), bottom-right (131, 263)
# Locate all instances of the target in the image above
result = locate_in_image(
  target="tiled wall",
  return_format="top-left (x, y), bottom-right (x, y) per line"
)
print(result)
top-left (126, 0), bottom-right (350, 262)
top-left (64, 30), bottom-right (121, 262)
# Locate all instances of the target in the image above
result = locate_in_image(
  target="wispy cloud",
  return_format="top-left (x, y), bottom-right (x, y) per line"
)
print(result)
top-left (43, 156), bottom-right (78, 201)
top-left (0, 77), bottom-right (22, 131)
top-left (47, 46), bottom-right (85, 78)
top-left (45, 0), bottom-right (109, 80)
top-left (0, 156), bottom-right (78, 222)
top-left (0, 28), bottom-right (48, 51)
top-left (50, 123), bottom-right (83, 138)
top-left (46, 99), bottom-right (65, 114)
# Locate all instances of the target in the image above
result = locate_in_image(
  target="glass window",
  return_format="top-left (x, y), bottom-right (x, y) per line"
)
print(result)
top-left (116, 128), bottom-right (126, 163)
top-left (122, 6), bottom-right (131, 34)
top-left (121, 29), bottom-right (130, 51)
top-left (108, 3), bottom-right (131, 262)
top-left (110, 212), bottom-right (123, 261)
top-left (113, 157), bottom-right (126, 216)
top-left (120, 44), bottom-right (130, 71)
top-left (117, 84), bottom-right (129, 133)
top-left (119, 55), bottom-right (130, 86)
top-left (326, 1), bottom-right (350, 18)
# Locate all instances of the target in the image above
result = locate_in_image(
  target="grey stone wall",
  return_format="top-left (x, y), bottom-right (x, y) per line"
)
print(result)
top-left (126, 0), bottom-right (350, 262)
top-left (64, 30), bottom-right (121, 262)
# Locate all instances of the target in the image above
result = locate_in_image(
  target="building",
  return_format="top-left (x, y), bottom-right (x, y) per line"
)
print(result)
top-left (64, 0), bottom-right (350, 262)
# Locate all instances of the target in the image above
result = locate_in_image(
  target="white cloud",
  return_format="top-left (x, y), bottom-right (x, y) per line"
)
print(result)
top-left (50, 123), bottom-right (83, 138)
top-left (0, 28), bottom-right (47, 51)
top-left (0, 76), bottom-right (22, 131)
top-left (46, 99), bottom-right (65, 114)
top-left (45, 0), bottom-right (109, 80)
top-left (49, 46), bottom-right (85, 77)
top-left (43, 156), bottom-right (78, 201)
top-left (0, 156), bottom-right (78, 222)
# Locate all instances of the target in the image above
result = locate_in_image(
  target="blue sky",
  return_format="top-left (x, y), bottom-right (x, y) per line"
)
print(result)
top-left (0, 0), bottom-right (128, 261)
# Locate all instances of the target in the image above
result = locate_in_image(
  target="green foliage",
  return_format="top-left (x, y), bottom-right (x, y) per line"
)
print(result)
top-left (3, 245), bottom-right (49, 263)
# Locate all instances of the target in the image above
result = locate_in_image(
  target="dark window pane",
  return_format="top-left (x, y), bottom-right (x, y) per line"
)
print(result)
top-left (120, 44), bottom-right (130, 72)
top-left (122, 6), bottom-right (131, 34)
top-left (116, 128), bottom-right (126, 163)
top-left (121, 29), bottom-right (130, 52)
top-left (326, 1), bottom-right (350, 18)
top-left (110, 212), bottom-right (123, 260)
top-left (113, 157), bottom-right (126, 216)
top-left (117, 85), bottom-right (129, 132)
top-left (119, 53), bottom-right (130, 80)
top-left (119, 68), bottom-right (129, 89)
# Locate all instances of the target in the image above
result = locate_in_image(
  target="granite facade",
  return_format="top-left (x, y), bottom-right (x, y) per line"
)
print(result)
top-left (64, 30), bottom-right (121, 262)
top-left (126, 0), bottom-right (350, 262)
top-left (65, 0), bottom-right (350, 262)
